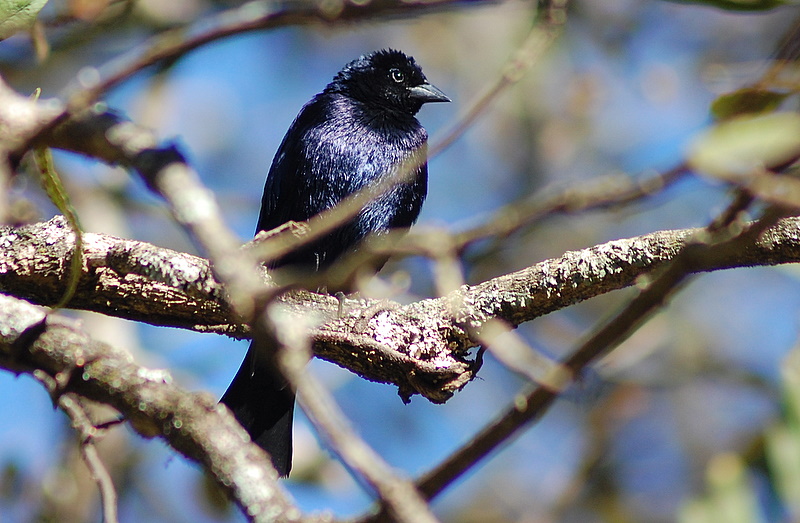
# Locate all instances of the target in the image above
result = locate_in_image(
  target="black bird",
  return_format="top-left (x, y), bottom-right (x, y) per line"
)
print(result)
top-left (221, 49), bottom-right (449, 476)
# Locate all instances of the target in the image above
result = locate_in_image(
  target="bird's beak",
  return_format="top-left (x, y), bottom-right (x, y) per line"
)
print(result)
top-left (409, 83), bottom-right (451, 104)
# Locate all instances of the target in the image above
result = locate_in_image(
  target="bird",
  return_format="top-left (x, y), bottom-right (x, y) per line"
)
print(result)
top-left (220, 49), bottom-right (449, 476)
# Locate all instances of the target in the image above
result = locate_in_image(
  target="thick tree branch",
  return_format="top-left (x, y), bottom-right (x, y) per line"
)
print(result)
top-left (4, 214), bottom-right (800, 406)
top-left (0, 216), bottom-right (237, 334)
top-left (0, 294), bottom-right (311, 523)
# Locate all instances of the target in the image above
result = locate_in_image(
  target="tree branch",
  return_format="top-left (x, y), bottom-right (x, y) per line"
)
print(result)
top-left (407, 198), bottom-right (794, 504)
top-left (4, 214), bottom-right (800, 406)
top-left (28, 0), bottom-right (499, 152)
top-left (0, 215), bottom-right (237, 334)
top-left (0, 293), bottom-right (311, 523)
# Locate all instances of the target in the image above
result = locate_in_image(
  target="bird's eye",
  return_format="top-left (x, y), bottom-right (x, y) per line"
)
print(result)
top-left (389, 68), bottom-right (405, 84)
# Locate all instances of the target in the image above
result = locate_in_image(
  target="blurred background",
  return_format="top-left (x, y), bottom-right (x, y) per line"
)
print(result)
top-left (2, 0), bottom-right (800, 521)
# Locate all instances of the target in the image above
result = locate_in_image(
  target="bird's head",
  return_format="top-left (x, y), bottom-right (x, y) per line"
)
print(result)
top-left (326, 49), bottom-right (450, 115)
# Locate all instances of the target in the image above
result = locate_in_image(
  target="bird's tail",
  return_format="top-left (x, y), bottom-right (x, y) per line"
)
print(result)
top-left (220, 342), bottom-right (295, 476)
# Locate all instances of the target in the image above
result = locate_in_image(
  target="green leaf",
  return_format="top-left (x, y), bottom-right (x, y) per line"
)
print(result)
top-left (782, 348), bottom-right (800, 427)
top-left (665, 0), bottom-right (786, 11)
top-left (688, 113), bottom-right (800, 208)
top-left (689, 111), bottom-right (800, 184)
top-left (766, 424), bottom-right (800, 511)
top-left (679, 454), bottom-right (764, 523)
top-left (711, 88), bottom-right (790, 121)
top-left (34, 147), bottom-right (83, 309)
top-left (0, 0), bottom-right (49, 39)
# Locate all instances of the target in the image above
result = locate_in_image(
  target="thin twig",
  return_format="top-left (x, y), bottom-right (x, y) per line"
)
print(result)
top-left (429, 0), bottom-right (568, 157)
top-left (472, 318), bottom-right (570, 391)
top-left (32, 369), bottom-right (120, 523)
top-left (139, 158), bottom-right (265, 321)
top-left (452, 163), bottom-right (689, 252)
top-left (406, 189), bottom-right (777, 505)
top-left (29, 0), bottom-right (493, 146)
top-left (58, 394), bottom-right (120, 523)
top-left (264, 308), bottom-right (440, 523)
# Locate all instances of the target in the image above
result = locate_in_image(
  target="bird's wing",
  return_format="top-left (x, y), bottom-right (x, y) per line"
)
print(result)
top-left (256, 112), bottom-right (315, 234)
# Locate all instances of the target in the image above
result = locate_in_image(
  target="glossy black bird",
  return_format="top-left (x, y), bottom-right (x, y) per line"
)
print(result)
top-left (221, 49), bottom-right (449, 476)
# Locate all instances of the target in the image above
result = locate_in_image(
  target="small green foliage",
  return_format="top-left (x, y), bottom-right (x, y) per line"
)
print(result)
top-left (33, 146), bottom-right (83, 309)
top-left (0, 0), bottom-right (49, 39)
top-left (679, 454), bottom-right (764, 523)
top-left (688, 112), bottom-right (800, 179)
top-left (766, 424), bottom-right (800, 515)
top-left (681, 348), bottom-right (800, 520)
top-left (711, 88), bottom-right (790, 121)
top-left (767, 349), bottom-right (800, 516)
